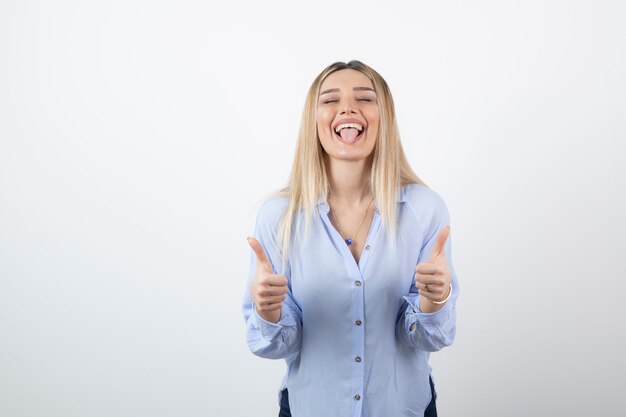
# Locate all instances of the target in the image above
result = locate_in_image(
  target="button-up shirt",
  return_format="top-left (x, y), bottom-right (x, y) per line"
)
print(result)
top-left (243, 183), bottom-right (459, 416)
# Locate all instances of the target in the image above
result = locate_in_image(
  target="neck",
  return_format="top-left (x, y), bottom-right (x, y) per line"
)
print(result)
top-left (326, 156), bottom-right (373, 206)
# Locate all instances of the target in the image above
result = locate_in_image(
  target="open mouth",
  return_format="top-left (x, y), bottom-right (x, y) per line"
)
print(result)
top-left (334, 122), bottom-right (365, 144)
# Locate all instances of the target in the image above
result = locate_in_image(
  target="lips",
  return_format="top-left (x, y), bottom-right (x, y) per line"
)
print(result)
top-left (332, 118), bottom-right (366, 145)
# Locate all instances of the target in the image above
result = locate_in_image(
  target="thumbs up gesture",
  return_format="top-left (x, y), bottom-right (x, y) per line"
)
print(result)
top-left (415, 226), bottom-right (452, 311)
top-left (247, 237), bottom-right (289, 324)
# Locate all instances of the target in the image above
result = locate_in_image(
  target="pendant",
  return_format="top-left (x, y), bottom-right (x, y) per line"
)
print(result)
top-left (345, 238), bottom-right (353, 245)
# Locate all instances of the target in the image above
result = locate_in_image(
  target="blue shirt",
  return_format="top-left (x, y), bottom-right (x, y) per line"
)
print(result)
top-left (243, 183), bottom-right (459, 416)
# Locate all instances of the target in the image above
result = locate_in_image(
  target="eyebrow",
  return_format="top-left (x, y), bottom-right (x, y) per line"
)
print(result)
top-left (319, 87), bottom-right (376, 95)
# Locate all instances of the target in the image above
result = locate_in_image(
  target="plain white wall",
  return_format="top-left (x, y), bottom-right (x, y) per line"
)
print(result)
top-left (1, 1), bottom-right (625, 416)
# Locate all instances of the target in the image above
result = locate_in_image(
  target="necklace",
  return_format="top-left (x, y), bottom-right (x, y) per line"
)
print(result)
top-left (330, 197), bottom-right (375, 246)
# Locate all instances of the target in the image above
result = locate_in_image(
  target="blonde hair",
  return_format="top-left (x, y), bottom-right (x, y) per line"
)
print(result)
top-left (274, 60), bottom-right (426, 265)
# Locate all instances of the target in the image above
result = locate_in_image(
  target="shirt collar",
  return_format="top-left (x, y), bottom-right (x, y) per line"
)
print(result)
top-left (316, 186), bottom-right (406, 214)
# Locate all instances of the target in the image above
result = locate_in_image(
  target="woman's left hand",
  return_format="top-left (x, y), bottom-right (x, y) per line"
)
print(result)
top-left (415, 226), bottom-right (451, 310)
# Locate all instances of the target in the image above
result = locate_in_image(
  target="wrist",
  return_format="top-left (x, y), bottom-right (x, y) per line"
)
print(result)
top-left (257, 305), bottom-right (282, 324)
top-left (430, 283), bottom-right (452, 305)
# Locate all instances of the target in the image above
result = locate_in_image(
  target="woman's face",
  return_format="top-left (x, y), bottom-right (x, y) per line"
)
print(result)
top-left (316, 69), bottom-right (380, 162)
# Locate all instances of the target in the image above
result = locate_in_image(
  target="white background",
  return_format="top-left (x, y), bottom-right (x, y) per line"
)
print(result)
top-left (1, 1), bottom-right (625, 416)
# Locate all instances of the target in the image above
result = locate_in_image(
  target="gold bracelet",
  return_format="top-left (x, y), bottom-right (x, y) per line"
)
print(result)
top-left (430, 283), bottom-right (452, 305)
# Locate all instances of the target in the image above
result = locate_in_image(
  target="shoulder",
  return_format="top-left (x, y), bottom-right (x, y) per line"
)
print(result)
top-left (401, 183), bottom-right (450, 237)
top-left (255, 194), bottom-right (289, 230)
top-left (402, 183), bottom-right (448, 215)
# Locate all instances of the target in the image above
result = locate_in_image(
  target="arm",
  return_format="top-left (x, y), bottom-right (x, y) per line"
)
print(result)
top-left (396, 195), bottom-right (459, 352)
top-left (242, 200), bottom-right (302, 359)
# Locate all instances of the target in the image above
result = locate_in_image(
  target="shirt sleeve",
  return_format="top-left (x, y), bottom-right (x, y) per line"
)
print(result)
top-left (396, 188), bottom-right (459, 352)
top-left (242, 198), bottom-right (302, 360)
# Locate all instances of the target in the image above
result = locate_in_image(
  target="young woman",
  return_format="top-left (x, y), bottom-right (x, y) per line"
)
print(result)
top-left (243, 60), bottom-right (459, 417)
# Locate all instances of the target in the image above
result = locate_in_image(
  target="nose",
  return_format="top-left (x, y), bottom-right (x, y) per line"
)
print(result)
top-left (340, 106), bottom-right (357, 115)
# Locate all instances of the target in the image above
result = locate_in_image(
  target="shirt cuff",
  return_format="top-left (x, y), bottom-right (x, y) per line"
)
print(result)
top-left (403, 294), bottom-right (453, 332)
top-left (251, 303), bottom-right (296, 340)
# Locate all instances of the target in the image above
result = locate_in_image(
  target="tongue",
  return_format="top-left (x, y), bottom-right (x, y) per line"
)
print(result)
top-left (339, 128), bottom-right (360, 143)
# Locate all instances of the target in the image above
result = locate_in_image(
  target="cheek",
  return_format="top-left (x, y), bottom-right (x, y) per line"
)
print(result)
top-left (316, 111), bottom-right (334, 135)
top-left (369, 108), bottom-right (380, 125)
top-left (367, 110), bottom-right (380, 137)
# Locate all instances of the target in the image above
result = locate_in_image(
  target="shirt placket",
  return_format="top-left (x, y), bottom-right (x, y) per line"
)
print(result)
top-left (321, 206), bottom-right (381, 416)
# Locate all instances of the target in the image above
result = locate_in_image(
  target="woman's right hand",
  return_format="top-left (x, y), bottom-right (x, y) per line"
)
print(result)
top-left (247, 237), bottom-right (289, 324)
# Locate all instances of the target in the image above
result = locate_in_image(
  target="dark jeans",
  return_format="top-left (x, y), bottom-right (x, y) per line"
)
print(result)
top-left (279, 375), bottom-right (438, 417)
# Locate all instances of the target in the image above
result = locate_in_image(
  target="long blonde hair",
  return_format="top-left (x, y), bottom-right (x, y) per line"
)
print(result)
top-left (274, 60), bottom-right (426, 264)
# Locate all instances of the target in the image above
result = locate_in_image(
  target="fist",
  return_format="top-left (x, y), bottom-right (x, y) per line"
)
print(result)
top-left (415, 226), bottom-right (452, 306)
top-left (247, 237), bottom-right (289, 323)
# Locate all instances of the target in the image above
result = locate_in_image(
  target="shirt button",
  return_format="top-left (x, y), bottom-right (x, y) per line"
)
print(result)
top-left (355, 320), bottom-right (362, 326)
top-left (355, 280), bottom-right (361, 287)
top-left (365, 245), bottom-right (370, 250)
top-left (354, 394), bottom-right (361, 401)
top-left (355, 356), bottom-right (361, 362)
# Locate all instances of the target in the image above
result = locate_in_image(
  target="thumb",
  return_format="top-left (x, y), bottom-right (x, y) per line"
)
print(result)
top-left (247, 237), bottom-right (273, 273)
top-left (429, 225), bottom-right (450, 262)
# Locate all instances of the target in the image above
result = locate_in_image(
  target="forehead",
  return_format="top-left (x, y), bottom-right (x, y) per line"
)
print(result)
top-left (319, 69), bottom-right (374, 92)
